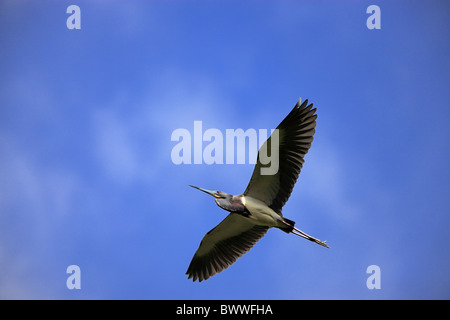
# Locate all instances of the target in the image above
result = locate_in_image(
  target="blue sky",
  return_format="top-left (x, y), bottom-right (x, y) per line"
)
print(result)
top-left (0, 1), bottom-right (449, 299)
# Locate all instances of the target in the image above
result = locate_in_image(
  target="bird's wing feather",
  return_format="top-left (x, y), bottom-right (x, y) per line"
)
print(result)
top-left (244, 99), bottom-right (317, 214)
top-left (186, 213), bottom-right (268, 282)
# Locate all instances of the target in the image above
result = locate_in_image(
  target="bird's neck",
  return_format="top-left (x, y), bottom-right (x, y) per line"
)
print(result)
top-left (215, 196), bottom-right (249, 216)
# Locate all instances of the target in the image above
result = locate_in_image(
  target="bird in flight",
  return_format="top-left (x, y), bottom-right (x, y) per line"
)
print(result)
top-left (187, 98), bottom-right (328, 282)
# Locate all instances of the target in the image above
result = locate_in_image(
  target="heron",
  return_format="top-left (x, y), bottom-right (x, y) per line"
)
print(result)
top-left (186, 98), bottom-right (329, 282)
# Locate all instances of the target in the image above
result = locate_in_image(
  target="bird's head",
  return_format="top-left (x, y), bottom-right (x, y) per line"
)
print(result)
top-left (189, 185), bottom-right (236, 212)
top-left (189, 185), bottom-right (228, 199)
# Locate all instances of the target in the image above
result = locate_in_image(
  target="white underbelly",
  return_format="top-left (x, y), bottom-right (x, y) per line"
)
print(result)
top-left (242, 195), bottom-right (282, 227)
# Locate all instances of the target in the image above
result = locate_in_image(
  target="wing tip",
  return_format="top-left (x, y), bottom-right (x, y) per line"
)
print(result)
top-left (296, 97), bottom-right (308, 108)
top-left (186, 266), bottom-right (215, 283)
top-left (295, 98), bottom-right (315, 115)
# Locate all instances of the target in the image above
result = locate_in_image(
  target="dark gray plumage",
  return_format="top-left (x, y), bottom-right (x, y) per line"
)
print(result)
top-left (244, 99), bottom-right (317, 214)
top-left (186, 214), bottom-right (268, 282)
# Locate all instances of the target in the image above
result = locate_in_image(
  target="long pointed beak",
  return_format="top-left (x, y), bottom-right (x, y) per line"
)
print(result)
top-left (189, 185), bottom-right (220, 198)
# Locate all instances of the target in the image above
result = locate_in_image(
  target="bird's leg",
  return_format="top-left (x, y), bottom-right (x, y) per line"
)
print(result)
top-left (292, 226), bottom-right (329, 248)
top-left (282, 220), bottom-right (329, 248)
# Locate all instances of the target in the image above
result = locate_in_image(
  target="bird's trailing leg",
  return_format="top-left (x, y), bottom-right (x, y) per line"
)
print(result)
top-left (282, 220), bottom-right (329, 248)
top-left (292, 227), bottom-right (329, 248)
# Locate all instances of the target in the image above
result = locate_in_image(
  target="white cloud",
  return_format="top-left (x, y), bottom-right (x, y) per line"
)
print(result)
top-left (0, 134), bottom-right (79, 218)
top-left (92, 109), bottom-right (141, 184)
top-left (294, 137), bottom-right (362, 226)
top-left (90, 67), bottom-right (237, 186)
top-left (0, 134), bottom-right (82, 298)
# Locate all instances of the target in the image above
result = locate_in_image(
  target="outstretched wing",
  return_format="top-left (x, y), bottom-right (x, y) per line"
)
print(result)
top-left (186, 213), bottom-right (268, 282)
top-left (244, 98), bottom-right (317, 214)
